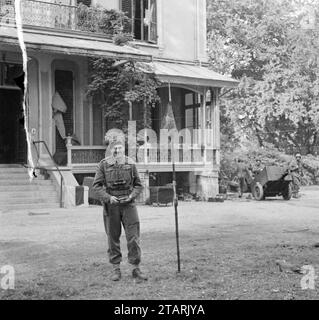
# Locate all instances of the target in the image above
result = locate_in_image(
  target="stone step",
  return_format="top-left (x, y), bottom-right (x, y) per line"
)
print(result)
top-left (0, 164), bottom-right (23, 168)
top-left (0, 168), bottom-right (53, 176)
top-left (0, 202), bottom-right (61, 211)
top-left (0, 170), bottom-right (31, 175)
top-left (0, 176), bottom-right (46, 183)
top-left (0, 190), bottom-right (59, 200)
top-left (0, 179), bottom-right (53, 186)
top-left (0, 172), bottom-right (46, 179)
top-left (0, 165), bottom-right (60, 210)
top-left (0, 184), bottom-right (56, 192)
top-left (0, 195), bottom-right (60, 205)
top-left (0, 168), bottom-right (29, 173)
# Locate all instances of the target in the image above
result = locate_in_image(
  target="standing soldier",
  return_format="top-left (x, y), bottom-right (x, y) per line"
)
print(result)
top-left (253, 159), bottom-right (263, 176)
top-left (235, 158), bottom-right (252, 198)
top-left (92, 137), bottom-right (148, 282)
top-left (289, 153), bottom-right (303, 198)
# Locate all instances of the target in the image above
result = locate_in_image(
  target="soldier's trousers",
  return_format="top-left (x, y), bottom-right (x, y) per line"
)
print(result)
top-left (291, 173), bottom-right (301, 194)
top-left (103, 203), bottom-right (141, 266)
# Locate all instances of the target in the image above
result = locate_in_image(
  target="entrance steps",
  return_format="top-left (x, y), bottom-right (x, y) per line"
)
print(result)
top-left (0, 165), bottom-right (60, 211)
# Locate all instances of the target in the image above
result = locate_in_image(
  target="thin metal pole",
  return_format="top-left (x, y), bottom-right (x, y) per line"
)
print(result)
top-left (60, 175), bottom-right (63, 208)
top-left (167, 82), bottom-right (181, 272)
top-left (172, 159), bottom-right (181, 273)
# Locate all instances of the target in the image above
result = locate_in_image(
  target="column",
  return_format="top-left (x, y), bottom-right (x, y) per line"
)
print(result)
top-left (213, 88), bottom-right (221, 166)
top-left (201, 90), bottom-right (207, 163)
top-left (37, 54), bottom-right (53, 164)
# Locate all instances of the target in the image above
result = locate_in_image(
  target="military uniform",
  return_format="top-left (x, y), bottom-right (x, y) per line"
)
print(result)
top-left (252, 162), bottom-right (263, 176)
top-left (92, 154), bottom-right (144, 271)
top-left (289, 155), bottom-right (303, 197)
top-left (235, 160), bottom-right (252, 197)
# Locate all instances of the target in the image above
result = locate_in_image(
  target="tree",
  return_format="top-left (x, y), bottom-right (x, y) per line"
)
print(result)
top-left (207, 0), bottom-right (319, 154)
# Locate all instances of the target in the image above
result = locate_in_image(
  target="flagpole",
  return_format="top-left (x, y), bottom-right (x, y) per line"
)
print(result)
top-left (169, 82), bottom-right (181, 273)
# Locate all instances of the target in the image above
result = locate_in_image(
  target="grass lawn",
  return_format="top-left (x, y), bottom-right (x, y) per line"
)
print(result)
top-left (1, 187), bottom-right (319, 300)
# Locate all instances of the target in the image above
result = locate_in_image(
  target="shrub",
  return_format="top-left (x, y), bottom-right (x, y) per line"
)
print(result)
top-left (221, 144), bottom-right (319, 185)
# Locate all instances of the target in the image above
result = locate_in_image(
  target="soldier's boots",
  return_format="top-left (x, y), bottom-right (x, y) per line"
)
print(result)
top-left (110, 267), bottom-right (148, 282)
top-left (132, 268), bottom-right (148, 281)
top-left (111, 268), bottom-right (121, 281)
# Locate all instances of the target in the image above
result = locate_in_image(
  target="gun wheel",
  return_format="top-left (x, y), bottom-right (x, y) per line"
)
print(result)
top-left (283, 182), bottom-right (293, 200)
top-left (253, 182), bottom-right (264, 201)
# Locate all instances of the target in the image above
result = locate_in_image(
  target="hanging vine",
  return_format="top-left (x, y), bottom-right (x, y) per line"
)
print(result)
top-left (79, 3), bottom-right (161, 132)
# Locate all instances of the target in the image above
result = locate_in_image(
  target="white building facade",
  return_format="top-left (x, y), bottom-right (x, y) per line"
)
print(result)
top-left (0, 0), bottom-right (237, 207)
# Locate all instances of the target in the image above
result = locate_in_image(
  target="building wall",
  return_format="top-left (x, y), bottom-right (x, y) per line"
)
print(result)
top-left (93, 0), bottom-right (208, 63)
top-left (158, 0), bottom-right (207, 62)
top-left (15, 51), bottom-right (90, 163)
top-left (0, 48), bottom-right (91, 164)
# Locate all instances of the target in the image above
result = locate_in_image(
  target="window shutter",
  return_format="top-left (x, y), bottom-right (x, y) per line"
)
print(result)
top-left (148, 0), bottom-right (157, 43)
top-left (121, 0), bottom-right (133, 17)
top-left (120, 0), bottom-right (133, 34)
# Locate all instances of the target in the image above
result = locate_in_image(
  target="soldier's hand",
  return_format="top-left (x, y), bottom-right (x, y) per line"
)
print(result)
top-left (119, 195), bottom-right (133, 204)
top-left (110, 196), bottom-right (119, 204)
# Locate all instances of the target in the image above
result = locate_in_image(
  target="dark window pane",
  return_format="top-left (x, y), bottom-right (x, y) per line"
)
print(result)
top-left (55, 70), bottom-right (74, 154)
top-left (134, 0), bottom-right (142, 39)
top-left (77, 0), bottom-right (92, 6)
top-left (0, 63), bottom-right (24, 87)
top-left (121, 0), bottom-right (157, 42)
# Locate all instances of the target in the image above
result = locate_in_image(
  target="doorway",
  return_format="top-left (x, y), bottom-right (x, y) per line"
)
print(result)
top-left (0, 88), bottom-right (27, 164)
top-left (53, 70), bottom-right (74, 165)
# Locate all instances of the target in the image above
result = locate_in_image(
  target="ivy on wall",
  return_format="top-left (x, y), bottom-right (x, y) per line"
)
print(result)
top-left (87, 58), bottom-right (161, 132)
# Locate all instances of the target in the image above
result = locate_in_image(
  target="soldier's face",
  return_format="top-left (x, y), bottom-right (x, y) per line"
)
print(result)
top-left (112, 144), bottom-right (124, 157)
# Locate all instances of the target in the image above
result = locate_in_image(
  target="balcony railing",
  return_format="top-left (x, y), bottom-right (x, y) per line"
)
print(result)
top-left (65, 137), bottom-right (218, 170)
top-left (22, 0), bottom-right (78, 30)
top-left (0, 0), bottom-right (15, 25)
top-left (0, 0), bottom-right (106, 34)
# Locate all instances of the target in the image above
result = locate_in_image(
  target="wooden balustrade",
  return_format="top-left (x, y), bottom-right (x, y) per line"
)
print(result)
top-left (66, 137), bottom-right (217, 169)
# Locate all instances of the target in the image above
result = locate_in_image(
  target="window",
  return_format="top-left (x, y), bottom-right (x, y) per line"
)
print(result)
top-left (121, 0), bottom-right (157, 43)
top-left (185, 92), bottom-right (200, 130)
top-left (184, 92), bottom-right (200, 144)
top-left (0, 62), bottom-right (23, 87)
top-left (55, 70), bottom-right (74, 154)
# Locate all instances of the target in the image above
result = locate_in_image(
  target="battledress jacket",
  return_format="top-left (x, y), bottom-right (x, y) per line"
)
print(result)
top-left (92, 156), bottom-right (143, 208)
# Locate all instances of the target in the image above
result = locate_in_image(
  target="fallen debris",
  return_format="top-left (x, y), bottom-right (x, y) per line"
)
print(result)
top-left (28, 212), bottom-right (50, 216)
top-left (283, 228), bottom-right (310, 233)
top-left (275, 259), bottom-right (303, 274)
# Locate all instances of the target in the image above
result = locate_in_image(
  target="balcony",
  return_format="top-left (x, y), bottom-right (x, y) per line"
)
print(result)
top-left (0, 0), bottom-right (108, 34)
top-left (0, 0), bottom-right (158, 44)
